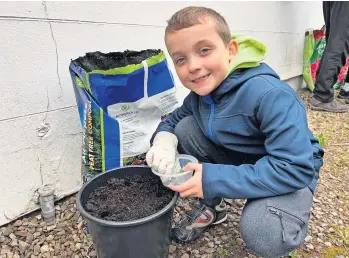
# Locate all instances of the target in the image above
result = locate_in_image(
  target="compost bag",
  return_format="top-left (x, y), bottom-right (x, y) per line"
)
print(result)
top-left (69, 50), bottom-right (179, 182)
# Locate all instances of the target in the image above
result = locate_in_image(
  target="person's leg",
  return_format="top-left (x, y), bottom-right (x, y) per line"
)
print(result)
top-left (174, 116), bottom-right (246, 165)
top-left (323, 1), bottom-right (332, 41)
top-left (172, 116), bottom-right (248, 242)
top-left (334, 1), bottom-right (349, 103)
top-left (239, 188), bottom-right (313, 258)
top-left (310, 2), bottom-right (349, 112)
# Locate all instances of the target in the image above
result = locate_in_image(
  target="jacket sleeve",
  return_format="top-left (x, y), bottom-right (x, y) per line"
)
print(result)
top-left (202, 87), bottom-right (316, 199)
top-left (150, 93), bottom-right (193, 144)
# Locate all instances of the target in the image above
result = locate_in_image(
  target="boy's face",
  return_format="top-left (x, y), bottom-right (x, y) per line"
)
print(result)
top-left (166, 20), bottom-right (237, 96)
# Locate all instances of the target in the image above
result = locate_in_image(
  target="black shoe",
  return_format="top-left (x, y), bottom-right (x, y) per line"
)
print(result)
top-left (338, 88), bottom-right (349, 104)
top-left (171, 199), bottom-right (227, 243)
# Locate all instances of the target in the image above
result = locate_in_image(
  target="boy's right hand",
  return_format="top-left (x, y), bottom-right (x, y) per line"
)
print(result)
top-left (146, 131), bottom-right (178, 174)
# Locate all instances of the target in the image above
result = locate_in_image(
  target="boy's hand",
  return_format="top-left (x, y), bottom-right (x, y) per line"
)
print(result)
top-left (169, 163), bottom-right (204, 198)
top-left (146, 132), bottom-right (178, 174)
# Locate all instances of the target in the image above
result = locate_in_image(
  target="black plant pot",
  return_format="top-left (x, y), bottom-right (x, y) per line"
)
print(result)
top-left (76, 166), bottom-right (178, 258)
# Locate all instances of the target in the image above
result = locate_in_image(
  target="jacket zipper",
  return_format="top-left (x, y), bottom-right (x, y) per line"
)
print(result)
top-left (208, 102), bottom-right (218, 144)
top-left (269, 207), bottom-right (305, 243)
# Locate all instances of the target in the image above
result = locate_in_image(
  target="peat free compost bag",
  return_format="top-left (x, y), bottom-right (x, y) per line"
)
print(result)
top-left (69, 50), bottom-right (179, 182)
top-left (303, 27), bottom-right (349, 92)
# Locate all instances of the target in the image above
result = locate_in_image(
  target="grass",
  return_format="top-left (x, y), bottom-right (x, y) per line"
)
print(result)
top-left (338, 154), bottom-right (349, 166)
top-left (321, 247), bottom-right (346, 258)
top-left (288, 250), bottom-right (305, 258)
top-left (324, 224), bottom-right (349, 257)
top-left (217, 248), bottom-right (228, 256)
top-left (330, 225), bottom-right (349, 246)
top-left (315, 133), bottom-right (327, 148)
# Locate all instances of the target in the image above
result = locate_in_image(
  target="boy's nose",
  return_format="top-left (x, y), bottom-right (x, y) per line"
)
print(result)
top-left (188, 58), bottom-right (201, 73)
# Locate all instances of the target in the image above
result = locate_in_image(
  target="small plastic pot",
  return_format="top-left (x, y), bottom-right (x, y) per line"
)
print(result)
top-left (152, 154), bottom-right (198, 186)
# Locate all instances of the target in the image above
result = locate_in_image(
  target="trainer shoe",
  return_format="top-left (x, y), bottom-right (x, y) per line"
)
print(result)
top-left (171, 199), bottom-right (227, 243)
top-left (309, 96), bottom-right (348, 113)
top-left (338, 88), bottom-right (349, 104)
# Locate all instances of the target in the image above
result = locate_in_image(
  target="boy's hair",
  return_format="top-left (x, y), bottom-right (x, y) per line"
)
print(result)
top-left (165, 6), bottom-right (231, 45)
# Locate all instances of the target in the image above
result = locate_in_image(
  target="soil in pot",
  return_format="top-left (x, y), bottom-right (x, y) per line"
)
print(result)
top-left (85, 173), bottom-right (174, 221)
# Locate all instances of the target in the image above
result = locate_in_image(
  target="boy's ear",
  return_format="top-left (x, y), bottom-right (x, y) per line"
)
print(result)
top-left (227, 40), bottom-right (238, 61)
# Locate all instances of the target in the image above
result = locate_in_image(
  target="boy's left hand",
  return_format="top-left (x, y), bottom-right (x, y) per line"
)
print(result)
top-left (169, 163), bottom-right (204, 198)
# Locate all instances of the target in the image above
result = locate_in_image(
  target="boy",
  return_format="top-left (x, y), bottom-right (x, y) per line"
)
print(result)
top-left (146, 6), bottom-right (324, 258)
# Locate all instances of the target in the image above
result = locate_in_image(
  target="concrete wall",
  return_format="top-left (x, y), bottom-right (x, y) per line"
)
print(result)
top-left (0, 1), bottom-right (323, 226)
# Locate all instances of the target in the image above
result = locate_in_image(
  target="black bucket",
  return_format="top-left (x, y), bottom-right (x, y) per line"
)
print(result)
top-left (76, 166), bottom-right (178, 258)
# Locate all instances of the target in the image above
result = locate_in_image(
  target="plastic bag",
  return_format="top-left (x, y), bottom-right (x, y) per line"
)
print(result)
top-left (69, 50), bottom-right (179, 182)
top-left (303, 27), bottom-right (349, 91)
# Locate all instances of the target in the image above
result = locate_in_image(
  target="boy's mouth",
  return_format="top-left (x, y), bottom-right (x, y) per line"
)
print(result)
top-left (191, 73), bottom-right (211, 83)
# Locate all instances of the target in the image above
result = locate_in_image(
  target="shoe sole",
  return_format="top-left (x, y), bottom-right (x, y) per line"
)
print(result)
top-left (309, 104), bottom-right (348, 113)
top-left (212, 213), bottom-right (228, 225)
top-left (171, 232), bottom-right (201, 244)
top-left (171, 213), bottom-right (228, 244)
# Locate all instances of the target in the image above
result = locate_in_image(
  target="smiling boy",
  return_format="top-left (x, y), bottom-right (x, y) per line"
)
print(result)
top-left (146, 6), bottom-right (324, 258)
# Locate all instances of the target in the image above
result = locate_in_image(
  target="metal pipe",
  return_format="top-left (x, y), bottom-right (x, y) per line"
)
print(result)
top-left (38, 185), bottom-right (55, 225)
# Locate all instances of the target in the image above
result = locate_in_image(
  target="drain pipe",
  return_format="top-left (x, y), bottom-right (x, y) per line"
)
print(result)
top-left (38, 185), bottom-right (56, 225)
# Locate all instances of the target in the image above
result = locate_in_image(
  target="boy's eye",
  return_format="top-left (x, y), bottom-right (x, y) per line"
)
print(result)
top-left (175, 57), bottom-right (185, 64)
top-left (200, 48), bottom-right (211, 54)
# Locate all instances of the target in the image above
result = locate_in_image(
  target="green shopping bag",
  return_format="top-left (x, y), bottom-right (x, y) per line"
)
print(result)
top-left (303, 27), bottom-right (349, 91)
top-left (303, 28), bottom-right (326, 92)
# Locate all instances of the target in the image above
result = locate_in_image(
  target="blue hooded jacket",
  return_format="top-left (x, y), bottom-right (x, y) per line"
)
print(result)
top-left (153, 37), bottom-right (324, 199)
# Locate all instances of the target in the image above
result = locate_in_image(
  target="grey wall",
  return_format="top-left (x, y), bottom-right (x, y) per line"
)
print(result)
top-left (0, 1), bottom-right (323, 226)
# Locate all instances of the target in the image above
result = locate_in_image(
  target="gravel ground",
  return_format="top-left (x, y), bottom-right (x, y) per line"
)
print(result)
top-left (1, 90), bottom-right (348, 258)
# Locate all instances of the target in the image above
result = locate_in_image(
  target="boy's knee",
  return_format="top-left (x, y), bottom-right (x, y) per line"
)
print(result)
top-left (239, 199), bottom-right (308, 258)
top-left (174, 116), bottom-right (195, 141)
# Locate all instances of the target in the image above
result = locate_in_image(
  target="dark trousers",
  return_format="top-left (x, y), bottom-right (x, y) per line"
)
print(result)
top-left (314, 1), bottom-right (349, 102)
top-left (173, 116), bottom-right (313, 258)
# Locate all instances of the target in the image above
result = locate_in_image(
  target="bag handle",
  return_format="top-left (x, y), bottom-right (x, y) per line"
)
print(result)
top-left (142, 60), bottom-right (149, 99)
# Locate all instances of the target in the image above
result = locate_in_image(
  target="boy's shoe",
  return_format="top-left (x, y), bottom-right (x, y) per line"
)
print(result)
top-left (337, 88), bottom-right (349, 104)
top-left (171, 199), bottom-right (227, 243)
top-left (309, 96), bottom-right (348, 113)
